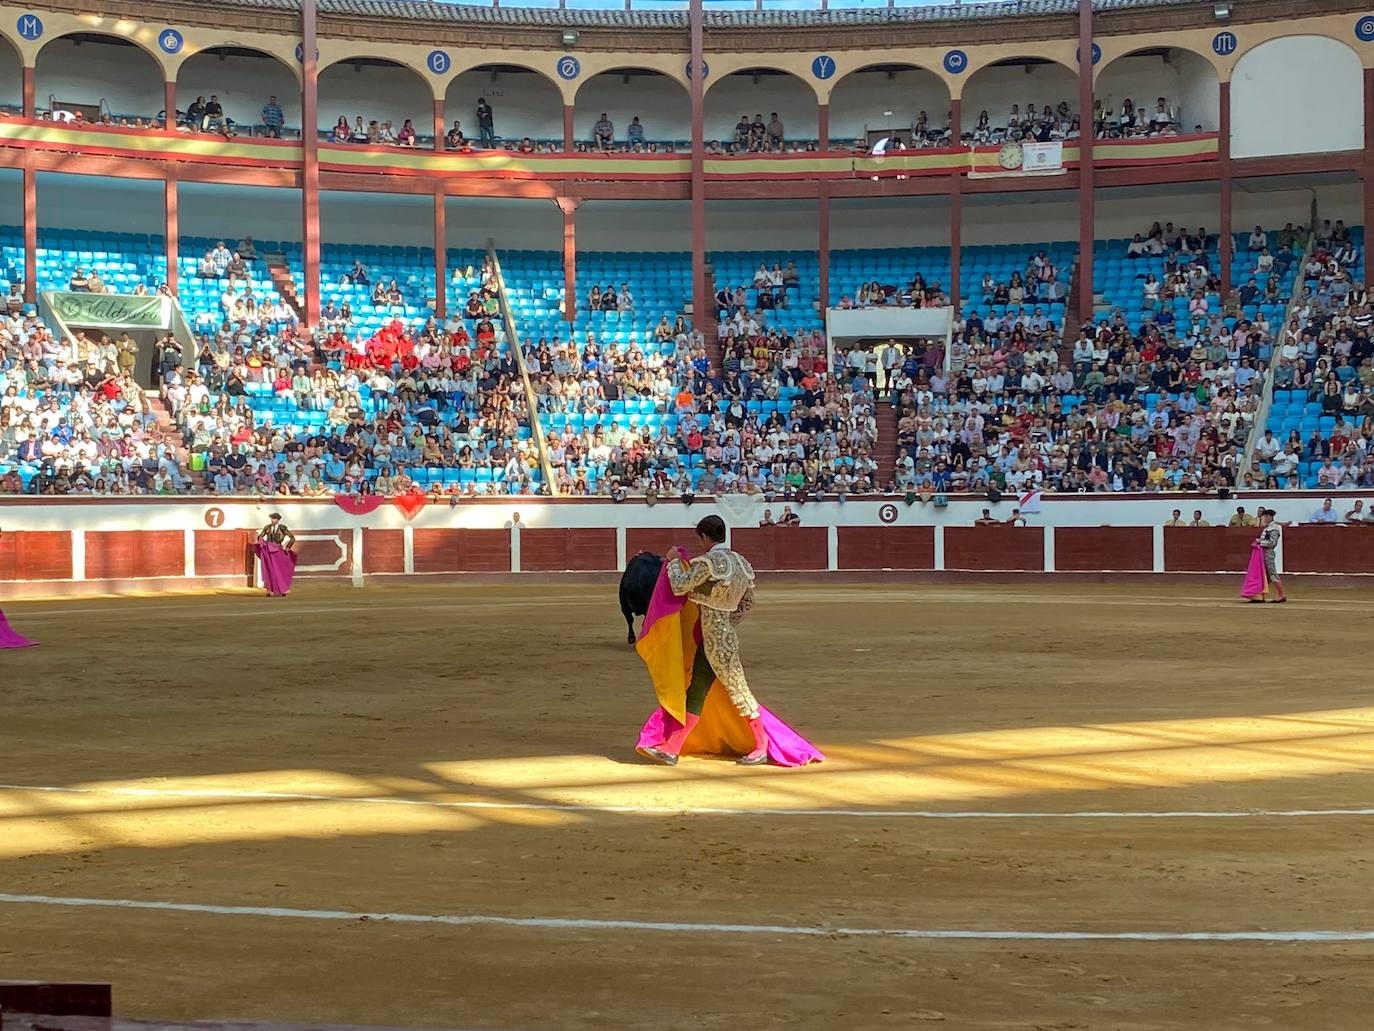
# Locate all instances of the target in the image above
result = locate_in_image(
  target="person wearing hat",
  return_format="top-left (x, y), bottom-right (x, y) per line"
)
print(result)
top-left (255, 513), bottom-right (298, 598)
top-left (257, 512), bottom-right (296, 550)
top-left (1245, 508), bottom-right (1287, 603)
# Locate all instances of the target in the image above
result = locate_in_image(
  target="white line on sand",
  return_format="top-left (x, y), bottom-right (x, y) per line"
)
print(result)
top-left (0, 893), bottom-right (1369, 942)
top-left (3, 782), bottom-right (1372, 821)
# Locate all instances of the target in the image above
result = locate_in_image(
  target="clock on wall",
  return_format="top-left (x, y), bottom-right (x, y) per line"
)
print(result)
top-left (997, 141), bottom-right (1023, 170)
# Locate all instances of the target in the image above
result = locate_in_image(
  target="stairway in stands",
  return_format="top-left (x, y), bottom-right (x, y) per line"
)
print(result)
top-left (145, 391), bottom-right (200, 483)
top-left (264, 252), bottom-right (304, 322)
top-left (1063, 259), bottom-right (1080, 331)
top-left (874, 398), bottom-right (898, 490)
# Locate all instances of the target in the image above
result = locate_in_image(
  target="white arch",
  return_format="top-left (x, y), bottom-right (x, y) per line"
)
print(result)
top-left (1231, 35), bottom-right (1363, 158)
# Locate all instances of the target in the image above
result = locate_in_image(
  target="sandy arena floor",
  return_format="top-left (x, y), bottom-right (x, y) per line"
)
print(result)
top-left (3, 580), bottom-right (1374, 1030)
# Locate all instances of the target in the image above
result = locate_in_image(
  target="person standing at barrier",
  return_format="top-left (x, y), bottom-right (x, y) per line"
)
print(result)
top-left (254, 513), bottom-right (298, 597)
top-left (1242, 508), bottom-right (1288, 604)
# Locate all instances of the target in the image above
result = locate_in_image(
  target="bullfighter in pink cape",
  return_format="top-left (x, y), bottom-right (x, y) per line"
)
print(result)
top-left (1241, 508), bottom-right (1287, 603)
top-left (254, 513), bottom-right (298, 597)
top-left (0, 607), bottom-right (37, 649)
top-left (635, 515), bottom-right (823, 768)
top-left (0, 531), bottom-right (36, 648)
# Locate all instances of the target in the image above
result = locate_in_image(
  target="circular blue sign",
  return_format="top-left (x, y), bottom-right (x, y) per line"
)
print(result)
top-left (1357, 15), bottom-right (1374, 41)
top-left (158, 28), bottom-right (183, 54)
top-left (1076, 42), bottom-right (1102, 65)
top-left (943, 49), bottom-right (968, 75)
top-left (557, 55), bottom-right (581, 80)
top-left (293, 43), bottom-right (319, 64)
top-left (427, 49), bottom-right (451, 75)
top-left (686, 59), bottom-right (709, 81)
top-left (811, 55), bottom-right (836, 80)
top-left (1212, 30), bottom-right (1238, 55)
top-left (16, 13), bottom-right (42, 40)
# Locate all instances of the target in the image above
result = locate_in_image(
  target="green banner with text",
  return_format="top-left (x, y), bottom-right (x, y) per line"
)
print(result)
top-left (48, 291), bottom-right (168, 329)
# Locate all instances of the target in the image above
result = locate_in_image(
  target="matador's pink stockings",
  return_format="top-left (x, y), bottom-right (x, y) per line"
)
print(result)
top-left (660, 713), bottom-right (700, 756)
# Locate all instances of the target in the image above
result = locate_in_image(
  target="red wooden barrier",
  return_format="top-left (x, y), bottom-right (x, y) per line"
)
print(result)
top-left (520, 527), bottom-right (617, 571)
top-left (1055, 526), bottom-right (1153, 571)
top-left (625, 527), bottom-right (703, 560)
top-left (1283, 524), bottom-right (1374, 573)
top-left (836, 526), bottom-right (935, 569)
top-left (195, 529), bottom-right (253, 578)
top-left (362, 528), bottom-right (404, 573)
top-left (0, 529), bottom-right (72, 580)
top-left (412, 528), bottom-right (510, 573)
top-left (730, 525), bottom-right (828, 570)
top-left (944, 525), bottom-right (1044, 571)
top-left (1163, 526), bottom-right (1257, 572)
top-left (84, 529), bottom-right (183, 579)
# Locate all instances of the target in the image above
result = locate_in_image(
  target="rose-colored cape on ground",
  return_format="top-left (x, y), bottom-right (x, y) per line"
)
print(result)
top-left (0, 607), bottom-right (37, 649)
top-left (254, 541), bottom-right (298, 596)
top-left (1241, 539), bottom-right (1268, 598)
top-left (634, 554), bottom-right (823, 766)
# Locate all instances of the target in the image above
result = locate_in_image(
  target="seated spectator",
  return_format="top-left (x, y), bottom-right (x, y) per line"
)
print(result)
top-left (185, 96), bottom-right (206, 130)
top-left (593, 112), bottom-right (614, 151)
top-left (201, 95), bottom-right (229, 136)
top-left (345, 260), bottom-right (370, 286)
top-left (446, 120), bottom-right (465, 149)
top-left (626, 117), bottom-right (644, 147)
top-left (397, 119), bottom-right (417, 147)
top-left (1311, 497), bottom-right (1339, 523)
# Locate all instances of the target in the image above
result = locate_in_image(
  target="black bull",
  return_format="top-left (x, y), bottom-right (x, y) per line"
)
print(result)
top-left (619, 552), bottom-right (664, 645)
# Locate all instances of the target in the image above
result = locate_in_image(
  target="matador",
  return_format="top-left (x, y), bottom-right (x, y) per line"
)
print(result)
top-left (644, 514), bottom-right (769, 766)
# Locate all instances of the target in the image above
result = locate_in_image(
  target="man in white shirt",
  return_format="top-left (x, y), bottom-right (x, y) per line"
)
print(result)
top-left (1247, 226), bottom-right (1267, 252)
top-left (1254, 429), bottom-right (1280, 462)
top-left (1311, 497), bottom-right (1339, 523)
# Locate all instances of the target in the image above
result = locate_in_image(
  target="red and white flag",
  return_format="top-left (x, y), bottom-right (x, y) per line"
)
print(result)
top-left (1018, 490), bottom-right (1043, 514)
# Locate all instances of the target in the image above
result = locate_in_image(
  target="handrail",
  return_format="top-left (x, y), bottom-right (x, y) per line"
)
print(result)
top-left (1241, 230), bottom-right (1316, 476)
top-left (485, 239), bottom-right (558, 496)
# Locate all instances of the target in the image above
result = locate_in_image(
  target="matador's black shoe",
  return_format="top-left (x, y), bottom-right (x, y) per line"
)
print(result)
top-left (638, 746), bottom-right (679, 766)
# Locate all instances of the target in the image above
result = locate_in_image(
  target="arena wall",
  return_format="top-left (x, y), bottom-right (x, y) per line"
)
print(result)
top-left (3, 493), bottom-right (1373, 596)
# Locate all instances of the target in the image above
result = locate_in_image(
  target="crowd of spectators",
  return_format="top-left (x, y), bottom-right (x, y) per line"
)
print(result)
top-left (1248, 218), bottom-right (1373, 488)
top-left (886, 240), bottom-right (1271, 493)
top-left (330, 114), bottom-right (419, 147)
top-left (0, 313), bottom-right (195, 495)
top-left (1, 241), bottom-right (542, 495)
top-left (8, 215), bottom-right (1374, 499)
top-left (961, 96), bottom-right (1189, 148)
top-left (526, 272), bottom-right (881, 498)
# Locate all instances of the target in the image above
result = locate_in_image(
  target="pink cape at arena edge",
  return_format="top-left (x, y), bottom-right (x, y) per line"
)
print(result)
top-left (0, 607), bottom-right (37, 649)
top-left (254, 541), bottom-right (298, 596)
top-left (1241, 538), bottom-right (1268, 598)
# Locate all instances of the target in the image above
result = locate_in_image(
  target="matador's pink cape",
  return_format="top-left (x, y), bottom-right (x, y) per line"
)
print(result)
top-left (635, 555), bottom-right (823, 766)
top-left (254, 541), bottom-right (298, 596)
top-left (0, 607), bottom-right (37, 649)
top-left (1241, 538), bottom-right (1268, 598)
